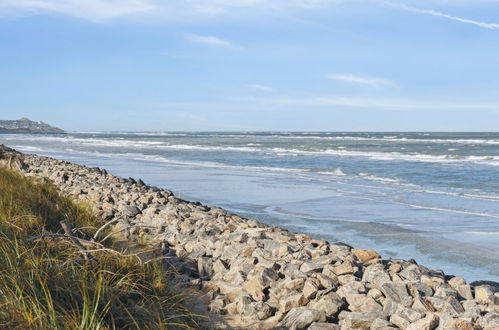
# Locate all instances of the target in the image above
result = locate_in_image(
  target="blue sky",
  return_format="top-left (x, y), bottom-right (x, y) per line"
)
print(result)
top-left (1, 0), bottom-right (499, 131)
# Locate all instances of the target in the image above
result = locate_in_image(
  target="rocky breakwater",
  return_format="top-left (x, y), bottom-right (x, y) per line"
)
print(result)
top-left (2, 145), bottom-right (499, 329)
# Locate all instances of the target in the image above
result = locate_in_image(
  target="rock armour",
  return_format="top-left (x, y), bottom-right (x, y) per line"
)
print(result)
top-left (2, 147), bottom-right (498, 329)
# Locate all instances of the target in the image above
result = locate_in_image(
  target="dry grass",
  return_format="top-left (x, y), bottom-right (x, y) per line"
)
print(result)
top-left (0, 167), bottom-right (199, 329)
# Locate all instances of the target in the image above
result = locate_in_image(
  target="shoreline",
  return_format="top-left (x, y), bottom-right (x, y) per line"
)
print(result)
top-left (1, 144), bottom-right (498, 329)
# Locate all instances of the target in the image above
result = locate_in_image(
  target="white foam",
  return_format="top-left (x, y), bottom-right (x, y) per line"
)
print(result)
top-left (395, 200), bottom-right (499, 218)
top-left (359, 173), bottom-right (401, 184)
top-left (321, 168), bottom-right (346, 176)
top-left (464, 231), bottom-right (499, 235)
top-left (7, 134), bottom-right (499, 166)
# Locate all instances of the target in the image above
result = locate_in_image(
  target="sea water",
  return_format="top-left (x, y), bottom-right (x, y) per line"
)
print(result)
top-left (2, 132), bottom-right (499, 282)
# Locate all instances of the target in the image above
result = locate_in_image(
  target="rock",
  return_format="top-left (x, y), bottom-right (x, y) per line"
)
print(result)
top-left (235, 294), bottom-right (252, 314)
top-left (462, 300), bottom-right (481, 321)
top-left (345, 294), bottom-right (383, 313)
top-left (241, 301), bottom-right (274, 320)
top-left (308, 292), bottom-right (345, 318)
top-left (475, 285), bottom-right (497, 305)
top-left (303, 278), bottom-right (322, 300)
top-left (381, 283), bottom-right (412, 308)
top-left (448, 277), bottom-right (466, 288)
top-left (450, 319), bottom-right (475, 330)
top-left (412, 296), bottom-right (436, 314)
top-left (241, 245), bottom-right (258, 257)
top-left (212, 259), bottom-right (228, 274)
top-left (399, 264), bottom-right (423, 282)
top-left (427, 296), bottom-right (446, 311)
top-left (0, 145), bottom-right (27, 172)
top-left (363, 263), bottom-right (392, 289)
top-left (441, 296), bottom-right (465, 316)
top-left (300, 261), bottom-right (324, 274)
top-left (308, 322), bottom-right (340, 330)
top-left (197, 257), bottom-right (214, 278)
top-left (315, 273), bottom-right (338, 289)
top-left (470, 281), bottom-right (499, 291)
top-left (369, 288), bottom-right (384, 301)
top-left (389, 263), bottom-right (402, 274)
top-left (352, 249), bottom-right (381, 263)
top-left (119, 205), bottom-right (142, 217)
top-left (370, 318), bottom-right (397, 329)
top-left (247, 265), bottom-right (279, 287)
top-left (337, 281), bottom-right (367, 299)
top-left (280, 278), bottom-right (305, 291)
top-left (456, 284), bottom-right (473, 300)
top-left (209, 296), bottom-right (227, 314)
top-left (406, 314), bottom-right (439, 330)
top-left (331, 260), bottom-right (356, 276)
top-left (278, 292), bottom-right (308, 313)
top-left (243, 278), bottom-right (266, 301)
top-left (217, 281), bottom-right (245, 302)
top-left (279, 307), bottom-right (326, 330)
top-left (339, 311), bottom-right (382, 329)
top-left (479, 312), bottom-right (499, 329)
top-left (434, 285), bottom-right (458, 299)
top-left (220, 244), bottom-right (242, 263)
top-left (408, 282), bottom-right (434, 298)
top-left (389, 305), bottom-right (425, 328)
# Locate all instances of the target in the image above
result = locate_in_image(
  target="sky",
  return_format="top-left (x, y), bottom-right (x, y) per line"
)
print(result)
top-left (1, 0), bottom-right (499, 131)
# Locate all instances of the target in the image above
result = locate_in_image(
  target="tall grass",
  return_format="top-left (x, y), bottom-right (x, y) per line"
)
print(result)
top-left (0, 167), bottom-right (198, 329)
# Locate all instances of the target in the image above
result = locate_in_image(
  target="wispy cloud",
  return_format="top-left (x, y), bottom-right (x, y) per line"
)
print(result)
top-left (247, 84), bottom-right (275, 92)
top-left (186, 34), bottom-right (234, 48)
top-left (0, 0), bottom-right (341, 21)
top-left (263, 96), bottom-right (499, 111)
top-left (391, 2), bottom-right (499, 30)
top-left (0, 0), bottom-right (155, 21)
top-left (327, 73), bottom-right (397, 88)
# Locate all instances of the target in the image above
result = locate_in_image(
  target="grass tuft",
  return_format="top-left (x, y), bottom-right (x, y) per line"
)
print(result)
top-left (0, 167), bottom-right (199, 329)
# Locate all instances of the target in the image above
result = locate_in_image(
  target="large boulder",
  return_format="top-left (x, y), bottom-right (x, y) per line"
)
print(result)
top-left (0, 145), bottom-right (27, 172)
top-left (279, 307), bottom-right (326, 330)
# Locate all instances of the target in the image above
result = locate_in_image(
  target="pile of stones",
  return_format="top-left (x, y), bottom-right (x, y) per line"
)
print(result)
top-left (3, 146), bottom-right (498, 329)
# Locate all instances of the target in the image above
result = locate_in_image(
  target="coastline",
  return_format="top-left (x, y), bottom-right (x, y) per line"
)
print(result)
top-left (1, 144), bottom-right (498, 329)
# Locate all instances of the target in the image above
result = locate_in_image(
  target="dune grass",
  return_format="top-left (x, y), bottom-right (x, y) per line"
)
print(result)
top-left (0, 167), bottom-right (199, 329)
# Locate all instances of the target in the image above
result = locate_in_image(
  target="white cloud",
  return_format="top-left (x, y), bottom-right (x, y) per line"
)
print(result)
top-left (327, 73), bottom-right (397, 87)
top-left (263, 96), bottom-right (499, 111)
top-left (186, 34), bottom-right (234, 47)
top-left (388, 2), bottom-right (499, 30)
top-left (0, 0), bottom-right (155, 21)
top-left (186, 0), bottom-right (339, 14)
top-left (0, 0), bottom-right (342, 21)
top-left (247, 84), bottom-right (275, 92)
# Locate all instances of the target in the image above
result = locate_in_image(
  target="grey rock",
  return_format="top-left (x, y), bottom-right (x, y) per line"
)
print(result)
top-left (308, 322), bottom-right (340, 330)
top-left (441, 296), bottom-right (465, 316)
top-left (381, 283), bottom-right (413, 308)
top-left (363, 263), bottom-right (392, 289)
top-left (308, 292), bottom-right (345, 318)
top-left (279, 307), bottom-right (326, 330)
top-left (475, 285), bottom-right (497, 305)
top-left (339, 311), bottom-right (382, 329)
top-left (300, 261), bottom-right (324, 274)
top-left (399, 264), bottom-right (423, 282)
top-left (345, 293), bottom-right (383, 313)
top-left (197, 257), bottom-right (214, 278)
top-left (120, 205), bottom-right (142, 217)
top-left (278, 292), bottom-right (309, 313)
top-left (370, 318), bottom-right (397, 330)
top-left (479, 312), bottom-right (499, 329)
top-left (406, 314), bottom-right (439, 330)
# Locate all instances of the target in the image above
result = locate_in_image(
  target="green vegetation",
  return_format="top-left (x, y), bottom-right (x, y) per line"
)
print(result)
top-left (0, 167), bottom-right (198, 329)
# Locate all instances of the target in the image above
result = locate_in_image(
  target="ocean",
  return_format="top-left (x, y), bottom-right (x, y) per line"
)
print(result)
top-left (2, 131), bottom-right (498, 282)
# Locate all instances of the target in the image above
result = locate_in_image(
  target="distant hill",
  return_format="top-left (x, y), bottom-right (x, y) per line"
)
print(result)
top-left (0, 118), bottom-right (65, 134)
